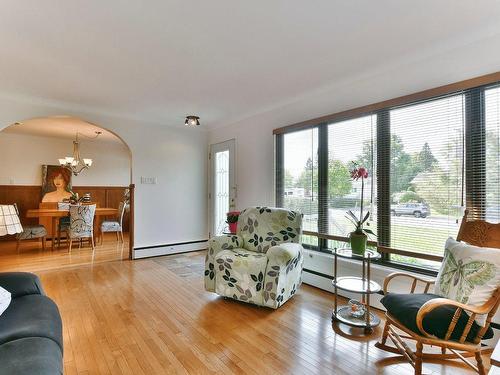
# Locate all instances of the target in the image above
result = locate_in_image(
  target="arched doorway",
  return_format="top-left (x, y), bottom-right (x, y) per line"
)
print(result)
top-left (0, 115), bottom-right (134, 271)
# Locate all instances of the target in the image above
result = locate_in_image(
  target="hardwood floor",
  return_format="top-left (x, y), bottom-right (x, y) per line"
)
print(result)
top-left (5, 250), bottom-right (479, 374)
top-left (0, 233), bottom-right (129, 273)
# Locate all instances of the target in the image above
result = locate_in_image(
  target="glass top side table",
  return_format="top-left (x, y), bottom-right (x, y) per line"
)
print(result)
top-left (331, 248), bottom-right (381, 334)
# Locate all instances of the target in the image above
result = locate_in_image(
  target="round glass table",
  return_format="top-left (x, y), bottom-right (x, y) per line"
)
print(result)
top-left (331, 248), bottom-right (381, 333)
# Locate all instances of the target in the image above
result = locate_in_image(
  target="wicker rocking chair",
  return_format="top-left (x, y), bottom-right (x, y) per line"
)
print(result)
top-left (375, 210), bottom-right (500, 375)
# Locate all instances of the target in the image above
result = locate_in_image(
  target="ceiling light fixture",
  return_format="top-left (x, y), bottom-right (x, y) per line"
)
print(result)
top-left (185, 115), bottom-right (200, 126)
top-left (58, 131), bottom-right (101, 176)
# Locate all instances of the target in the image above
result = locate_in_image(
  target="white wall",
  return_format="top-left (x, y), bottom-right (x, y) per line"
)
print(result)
top-left (0, 132), bottom-right (130, 186)
top-left (0, 93), bottom-right (208, 253)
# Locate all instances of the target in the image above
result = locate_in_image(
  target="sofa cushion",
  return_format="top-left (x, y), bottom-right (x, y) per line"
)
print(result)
top-left (0, 294), bottom-right (62, 350)
top-left (435, 237), bottom-right (500, 326)
top-left (0, 272), bottom-right (45, 298)
top-left (0, 337), bottom-right (62, 375)
top-left (215, 249), bottom-right (268, 305)
top-left (381, 293), bottom-right (494, 342)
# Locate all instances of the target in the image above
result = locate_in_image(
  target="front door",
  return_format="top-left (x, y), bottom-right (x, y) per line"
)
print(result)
top-left (209, 139), bottom-right (236, 237)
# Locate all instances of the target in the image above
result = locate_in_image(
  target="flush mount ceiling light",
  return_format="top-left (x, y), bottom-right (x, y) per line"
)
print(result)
top-left (185, 115), bottom-right (200, 126)
top-left (58, 131), bottom-right (101, 176)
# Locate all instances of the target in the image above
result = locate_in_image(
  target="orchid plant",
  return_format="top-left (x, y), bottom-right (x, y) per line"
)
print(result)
top-left (346, 162), bottom-right (375, 237)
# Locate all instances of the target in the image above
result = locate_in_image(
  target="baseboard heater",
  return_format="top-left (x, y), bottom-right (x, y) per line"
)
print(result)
top-left (134, 239), bottom-right (208, 259)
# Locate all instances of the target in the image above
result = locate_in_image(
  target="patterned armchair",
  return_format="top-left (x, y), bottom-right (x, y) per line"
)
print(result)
top-left (204, 207), bottom-right (304, 309)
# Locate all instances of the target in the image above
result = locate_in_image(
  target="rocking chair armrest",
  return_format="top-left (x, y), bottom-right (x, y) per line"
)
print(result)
top-left (416, 298), bottom-right (493, 340)
top-left (383, 272), bottom-right (435, 294)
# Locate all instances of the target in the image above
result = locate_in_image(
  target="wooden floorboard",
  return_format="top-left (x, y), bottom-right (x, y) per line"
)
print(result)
top-left (0, 249), bottom-right (484, 374)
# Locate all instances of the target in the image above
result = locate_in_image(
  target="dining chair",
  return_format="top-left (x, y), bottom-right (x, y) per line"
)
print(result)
top-left (13, 204), bottom-right (48, 252)
top-left (56, 202), bottom-right (70, 248)
top-left (67, 204), bottom-right (96, 251)
top-left (100, 201), bottom-right (127, 243)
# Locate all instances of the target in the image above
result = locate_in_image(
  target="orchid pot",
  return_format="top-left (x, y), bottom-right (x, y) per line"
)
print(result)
top-left (350, 231), bottom-right (367, 255)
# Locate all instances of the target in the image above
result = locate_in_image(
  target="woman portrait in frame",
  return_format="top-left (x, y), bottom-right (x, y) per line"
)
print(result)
top-left (41, 165), bottom-right (72, 203)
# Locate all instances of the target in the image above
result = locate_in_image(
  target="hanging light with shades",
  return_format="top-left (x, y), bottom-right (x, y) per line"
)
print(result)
top-left (185, 115), bottom-right (200, 127)
top-left (59, 131), bottom-right (101, 176)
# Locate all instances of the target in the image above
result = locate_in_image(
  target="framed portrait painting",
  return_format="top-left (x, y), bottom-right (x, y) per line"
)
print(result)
top-left (41, 165), bottom-right (73, 203)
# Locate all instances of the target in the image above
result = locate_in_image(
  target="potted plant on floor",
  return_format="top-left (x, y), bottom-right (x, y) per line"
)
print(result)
top-left (226, 211), bottom-right (240, 234)
top-left (346, 163), bottom-right (375, 255)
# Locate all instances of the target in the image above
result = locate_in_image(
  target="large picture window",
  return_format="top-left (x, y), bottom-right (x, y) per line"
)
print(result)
top-left (275, 78), bottom-right (500, 270)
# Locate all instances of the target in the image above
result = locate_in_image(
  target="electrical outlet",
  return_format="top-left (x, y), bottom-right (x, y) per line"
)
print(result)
top-left (141, 177), bottom-right (157, 184)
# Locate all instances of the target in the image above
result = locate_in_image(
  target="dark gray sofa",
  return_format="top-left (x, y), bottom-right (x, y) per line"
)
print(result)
top-left (0, 272), bottom-right (63, 375)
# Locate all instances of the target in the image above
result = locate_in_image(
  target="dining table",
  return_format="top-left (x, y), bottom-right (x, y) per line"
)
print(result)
top-left (26, 207), bottom-right (118, 250)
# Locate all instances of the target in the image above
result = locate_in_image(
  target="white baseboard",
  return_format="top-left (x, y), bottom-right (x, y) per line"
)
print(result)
top-left (133, 240), bottom-right (207, 259)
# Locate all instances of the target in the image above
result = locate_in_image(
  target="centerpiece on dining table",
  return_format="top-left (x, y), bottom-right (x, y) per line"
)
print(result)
top-left (345, 162), bottom-right (375, 255)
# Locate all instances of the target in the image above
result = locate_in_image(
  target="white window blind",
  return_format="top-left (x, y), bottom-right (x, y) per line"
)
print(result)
top-left (388, 95), bottom-right (464, 265)
top-left (485, 86), bottom-right (500, 222)
top-left (325, 115), bottom-right (377, 244)
top-left (282, 128), bottom-right (319, 246)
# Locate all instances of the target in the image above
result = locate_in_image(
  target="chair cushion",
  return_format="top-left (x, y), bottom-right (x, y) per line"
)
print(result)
top-left (381, 293), bottom-right (494, 342)
top-left (0, 337), bottom-right (62, 375)
top-left (16, 225), bottom-right (47, 240)
top-left (237, 207), bottom-right (302, 253)
top-left (435, 237), bottom-right (500, 326)
top-left (0, 294), bottom-right (63, 350)
top-left (215, 249), bottom-right (268, 305)
top-left (101, 220), bottom-right (121, 232)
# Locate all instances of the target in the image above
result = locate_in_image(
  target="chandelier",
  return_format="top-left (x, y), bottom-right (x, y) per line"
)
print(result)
top-left (59, 131), bottom-right (101, 176)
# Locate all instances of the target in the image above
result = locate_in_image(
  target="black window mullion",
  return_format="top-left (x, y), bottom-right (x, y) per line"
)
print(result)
top-left (464, 87), bottom-right (486, 219)
top-left (377, 109), bottom-right (391, 261)
top-left (275, 134), bottom-right (284, 207)
top-left (317, 123), bottom-right (328, 250)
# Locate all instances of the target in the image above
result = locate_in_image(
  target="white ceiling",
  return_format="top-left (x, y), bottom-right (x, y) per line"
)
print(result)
top-left (1, 1), bottom-right (500, 129)
top-left (3, 116), bottom-right (124, 144)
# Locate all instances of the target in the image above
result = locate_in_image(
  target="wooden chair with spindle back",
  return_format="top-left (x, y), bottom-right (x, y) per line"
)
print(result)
top-left (375, 210), bottom-right (500, 375)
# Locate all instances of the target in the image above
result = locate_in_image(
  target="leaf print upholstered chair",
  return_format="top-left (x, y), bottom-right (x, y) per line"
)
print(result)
top-left (204, 207), bottom-right (304, 309)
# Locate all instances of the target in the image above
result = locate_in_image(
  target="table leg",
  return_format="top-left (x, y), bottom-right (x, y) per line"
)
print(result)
top-left (51, 216), bottom-right (57, 251)
top-left (94, 216), bottom-right (101, 245)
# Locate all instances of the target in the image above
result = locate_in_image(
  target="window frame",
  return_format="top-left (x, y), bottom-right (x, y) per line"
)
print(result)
top-left (274, 73), bottom-right (500, 270)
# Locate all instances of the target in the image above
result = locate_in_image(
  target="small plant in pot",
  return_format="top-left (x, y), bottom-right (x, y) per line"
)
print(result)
top-left (226, 211), bottom-right (240, 234)
top-left (346, 163), bottom-right (375, 255)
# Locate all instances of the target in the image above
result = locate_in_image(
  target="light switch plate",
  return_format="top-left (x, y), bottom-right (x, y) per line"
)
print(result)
top-left (141, 176), bottom-right (157, 184)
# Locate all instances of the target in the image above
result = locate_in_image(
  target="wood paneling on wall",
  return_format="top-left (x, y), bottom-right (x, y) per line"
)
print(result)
top-left (0, 185), bottom-right (130, 240)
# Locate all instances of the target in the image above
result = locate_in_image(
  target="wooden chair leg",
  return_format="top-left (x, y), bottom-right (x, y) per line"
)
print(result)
top-left (116, 231), bottom-right (119, 241)
top-left (475, 351), bottom-right (486, 375)
top-left (69, 239), bottom-right (73, 252)
top-left (42, 236), bottom-right (46, 251)
top-left (415, 341), bottom-right (423, 375)
top-left (16, 239), bottom-right (21, 252)
top-left (91, 236), bottom-right (95, 251)
top-left (120, 230), bottom-right (124, 243)
top-left (380, 321), bottom-right (390, 346)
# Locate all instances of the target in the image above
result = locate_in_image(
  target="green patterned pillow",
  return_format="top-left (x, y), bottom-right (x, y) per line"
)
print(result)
top-left (435, 237), bottom-right (500, 326)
